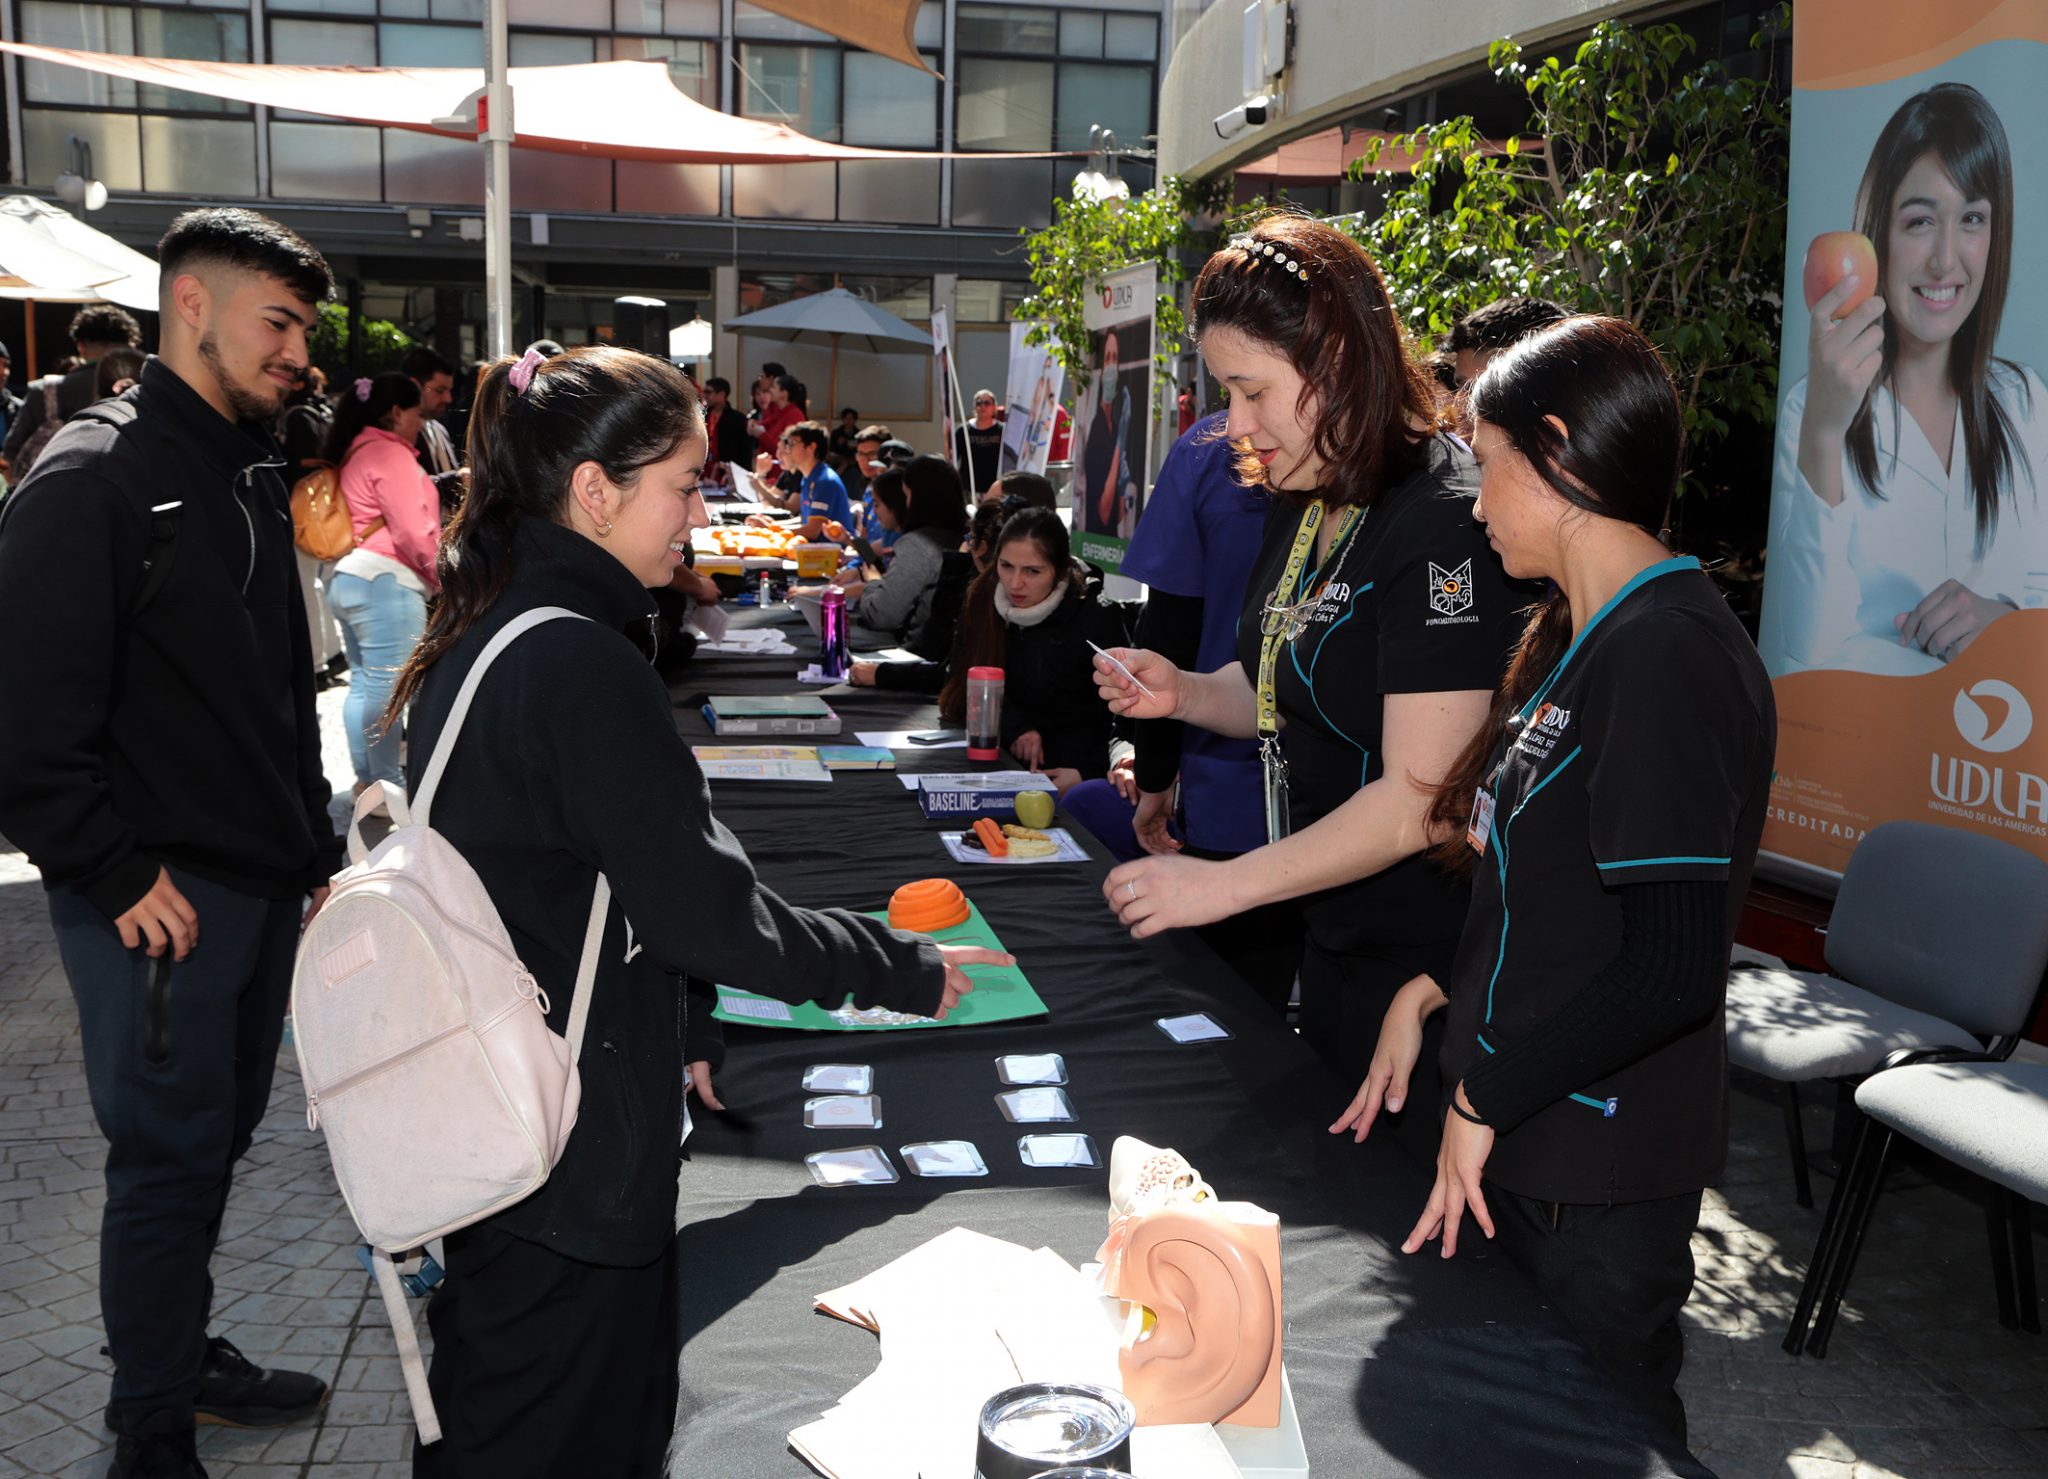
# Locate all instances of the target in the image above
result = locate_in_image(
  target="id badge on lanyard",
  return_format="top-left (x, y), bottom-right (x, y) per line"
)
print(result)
top-left (1261, 736), bottom-right (1291, 843)
top-left (1466, 787), bottom-right (1496, 855)
top-left (1254, 501), bottom-right (1359, 847)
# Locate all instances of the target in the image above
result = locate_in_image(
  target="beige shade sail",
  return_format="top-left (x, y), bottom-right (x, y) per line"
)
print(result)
top-left (747, 0), bottom-right (932, 75)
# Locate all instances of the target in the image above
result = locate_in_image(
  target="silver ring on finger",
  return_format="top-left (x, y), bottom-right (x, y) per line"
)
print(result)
top-left (1126, 880), bottom-right (1138, 901)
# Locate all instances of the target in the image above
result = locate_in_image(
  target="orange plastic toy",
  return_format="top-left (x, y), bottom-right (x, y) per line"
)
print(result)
top-left (888, 878), bottom-right (970, 934)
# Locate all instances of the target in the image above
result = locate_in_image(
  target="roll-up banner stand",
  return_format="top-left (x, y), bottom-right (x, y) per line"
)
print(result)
top-left (1070, 262), bottom-right (1158, 575)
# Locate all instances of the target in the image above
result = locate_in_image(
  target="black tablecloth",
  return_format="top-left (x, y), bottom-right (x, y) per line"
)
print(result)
top-left (671, 608), bottom-right (1710, 1478)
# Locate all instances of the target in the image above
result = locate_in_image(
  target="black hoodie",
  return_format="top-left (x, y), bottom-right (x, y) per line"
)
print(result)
top-left (404, 516), bottom-right (946, 1265)
top-left (0, 357), bottom-right (340, 917)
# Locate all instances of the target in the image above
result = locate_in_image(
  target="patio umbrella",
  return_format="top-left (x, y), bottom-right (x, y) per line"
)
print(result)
top-left (0, 194), bottom-right (160, 374)
top-left (724, 287), bottom-right (932, 413)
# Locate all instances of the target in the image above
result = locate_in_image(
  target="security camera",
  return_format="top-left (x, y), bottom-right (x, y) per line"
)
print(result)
top-left (1213, 94), bottom-right (1273, 140)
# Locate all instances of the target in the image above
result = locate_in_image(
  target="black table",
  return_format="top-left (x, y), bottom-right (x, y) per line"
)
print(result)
top-left (671, 607), bottom-right (1710, 1478)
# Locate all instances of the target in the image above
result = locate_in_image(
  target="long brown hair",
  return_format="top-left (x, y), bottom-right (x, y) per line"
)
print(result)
top-left (1190, 212), bottom-right (1443, 509)
top-left (937, 508), bottom-right (1080, 723)
top-left (383, 345), bottom-right (702, 728)
top-left (1426, 317), bottom-right (1684, 871)
top-left (1846, 83), bottom-right (2029, 554)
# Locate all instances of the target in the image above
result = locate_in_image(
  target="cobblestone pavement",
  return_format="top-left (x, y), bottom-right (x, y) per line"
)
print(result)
top-left (0, 684), bottom-right (2041, 1477)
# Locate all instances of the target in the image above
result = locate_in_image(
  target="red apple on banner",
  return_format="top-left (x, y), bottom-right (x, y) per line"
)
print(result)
top-left (1802, 231), bottom-right (1878, 319)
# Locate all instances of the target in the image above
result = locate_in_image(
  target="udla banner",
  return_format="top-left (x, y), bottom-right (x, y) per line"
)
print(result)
top-left (1755, 0), bottom-right (2048, 881)
top-left (1070, 262), bottom-right (1157, 573)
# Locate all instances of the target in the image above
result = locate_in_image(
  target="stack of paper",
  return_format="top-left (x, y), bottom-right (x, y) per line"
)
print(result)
top-left (698, 627), bottom-right (798, 657)
top-left (790, 1227), bottom-right (1241, 1479)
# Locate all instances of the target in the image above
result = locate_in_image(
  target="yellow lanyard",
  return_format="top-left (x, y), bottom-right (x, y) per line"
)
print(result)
top-left (1255, 500), bottom-right (1362, 736)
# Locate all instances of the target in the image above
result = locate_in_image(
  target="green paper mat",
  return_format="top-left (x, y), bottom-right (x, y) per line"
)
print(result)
top-left (710, 898), bottom-right (1045, 1032)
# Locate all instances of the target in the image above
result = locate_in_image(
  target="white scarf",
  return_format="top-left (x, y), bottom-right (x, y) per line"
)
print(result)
top-left (994, 578), bottom-right (1068, 628)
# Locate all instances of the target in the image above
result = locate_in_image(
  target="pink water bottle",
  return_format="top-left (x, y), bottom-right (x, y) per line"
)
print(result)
top-left (819, 586), bottom-right (850, 680)
top-left (966, 666), bottom-right (1005, 762)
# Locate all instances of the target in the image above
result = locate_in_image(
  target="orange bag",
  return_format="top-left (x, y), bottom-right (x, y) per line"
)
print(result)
top-left (291, 461), bottom-right (384, 561)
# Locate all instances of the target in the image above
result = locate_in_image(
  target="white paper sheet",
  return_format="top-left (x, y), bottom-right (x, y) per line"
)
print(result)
top-left (896, 769), bottom-right (1054, 791)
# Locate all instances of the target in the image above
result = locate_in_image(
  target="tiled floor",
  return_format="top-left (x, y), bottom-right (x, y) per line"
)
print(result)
top-left (0, 683), bottom-right (2041, 1477)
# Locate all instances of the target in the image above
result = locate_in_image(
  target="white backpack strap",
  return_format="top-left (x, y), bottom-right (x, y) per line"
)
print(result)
top-left (412, 606), bottom-right (586, 828)
top-left (563, 874), bottom-right (610, 1061)
top-left (343, 780), bottom-right (412, 867)
top-left (371, 1248), bottom-right (442, 1445)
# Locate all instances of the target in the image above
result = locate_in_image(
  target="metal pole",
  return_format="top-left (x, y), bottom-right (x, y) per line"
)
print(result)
top-left (482, 0), bottom-right (514, 360)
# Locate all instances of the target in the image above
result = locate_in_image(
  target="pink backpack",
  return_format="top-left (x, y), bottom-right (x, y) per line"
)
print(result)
top-left (291, 607), bottom-right (607, 1444)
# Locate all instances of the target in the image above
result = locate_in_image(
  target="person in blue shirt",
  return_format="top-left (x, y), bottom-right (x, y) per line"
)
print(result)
top-left (772, 421), bottom-right (851, 537)
top-left (1063, 411), bottom-right (1304, 1011)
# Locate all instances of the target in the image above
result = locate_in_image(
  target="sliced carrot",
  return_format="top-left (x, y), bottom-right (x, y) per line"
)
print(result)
top-left (974, 816), bottom-right (1009, 856)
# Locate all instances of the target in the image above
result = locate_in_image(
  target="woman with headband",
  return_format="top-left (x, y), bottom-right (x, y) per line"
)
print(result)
top-left (1094, 215), bottom-right (1528, 1156)
top-left (384, 346), bottom-right (1007, 1476)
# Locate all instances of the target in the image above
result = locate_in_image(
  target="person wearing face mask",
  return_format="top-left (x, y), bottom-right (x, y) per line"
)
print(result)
top-left (1093, 216), bottom-right (1530, 1158)
top-left (384, 346), bottom-right (1005, 1477)
top-left (326, 371), bottom-right (445, 795)
top-left (1081, 331), bottom-right (1140, 539)
top-left (1763, 82), bottom-right (2046, 676)
top-left (941, 507), bottom-right (1135, 793)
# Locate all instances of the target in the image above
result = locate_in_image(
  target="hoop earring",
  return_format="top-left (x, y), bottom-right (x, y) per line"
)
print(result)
top-left (598, 520), bottom-right (614, 537)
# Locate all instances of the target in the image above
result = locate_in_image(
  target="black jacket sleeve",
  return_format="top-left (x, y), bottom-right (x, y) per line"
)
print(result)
top-left (0, 468), bottom-right (160, 915)
top-left (684, 976), bottom-right (726, 1072)
top-left (1458, 879), bottom-right (1727, 1133)
top-left (3, 381), bottom-right (46, 462)
top-left (1132, 590), bottom-right (1203, 794)
top-left (526, 629), bottom-right (949, 1017)
top-left (873, 660), bottom-right (946, 695)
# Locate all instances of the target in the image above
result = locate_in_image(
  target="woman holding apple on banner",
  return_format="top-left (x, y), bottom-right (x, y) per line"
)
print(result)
top-left (1764, 82), bottom-right (2046, 677)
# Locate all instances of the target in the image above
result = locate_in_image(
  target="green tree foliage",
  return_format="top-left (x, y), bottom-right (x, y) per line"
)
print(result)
top-left (1349, 14), bottom-right (1790, 487)
top-left (310, 302), bottom-right (414, 381)
top-left (1017, 174), bottom-right (1254, 393)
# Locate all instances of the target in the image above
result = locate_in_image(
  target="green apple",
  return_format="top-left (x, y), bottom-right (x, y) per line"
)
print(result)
top-left (1015, 789), bottom-right (1055, 830)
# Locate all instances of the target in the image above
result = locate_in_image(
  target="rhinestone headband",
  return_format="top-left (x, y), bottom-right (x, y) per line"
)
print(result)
top-left (1229, 234), bottom-right (1310, 283)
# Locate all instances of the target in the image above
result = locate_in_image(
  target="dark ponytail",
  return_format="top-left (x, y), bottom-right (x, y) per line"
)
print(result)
top-left (322, 371), bottom-right (420, 465)
top-left (937, 507), bottom-right (1080, 722)
top-left (1426, 316), bottom-right (1682, 870)
top-left (383, 344), bottom-right (703, 726)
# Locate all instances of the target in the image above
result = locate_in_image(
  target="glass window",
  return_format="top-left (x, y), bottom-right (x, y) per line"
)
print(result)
top-left (951, 157), bottom-right (1052, 229)
top-left (380, 0), bottom-right (428, 17)
top-left (843, 53), bottom-right (936, 148)
top-left (837, 160), bottom-right (941, 225)
top-left (734, 2), bottom-right (831, 41)
top-left (1054, 63), bottom-right (1150, 150)
top-left (615, 160), bottom-right (720, 215)
top-left (23, 109), bottom-right (141, 192)
top-left (612, 37), bottom-right (715, 106)
top-left (140, 116), bottom-right (256, 195)
top-left (914, 1), bottom-right (943, 49)
top-left (269, 120), bottom-right (383, 201)
top-left (1058, 12), bottom-right (1102, 56)
top-left (508, 0), bottom-right (604, 24)
top-left (382, 127), bottom-right (484, 205)
top-left (431, 0), bottom-right (482, 19)
top-left (22, 3), bottom-right (137, 106)
top-left (271, 19), bottom-right (376, 66)
top-left (277, 0), bottom-right (374, 13)
top-left (1104, 14), bottom-right (1158, 61)
top-left (957, 4), bottom-right (1056, 52)
top-left (135, 8), bottom-right (251, 113)
top-left (511, 149), bottom-right (611, 212)
top-left (732, 160), bottom-right (836, 221)
top-left (738, 43), bottom-right (839, 141)
top-left (510, 31), bottom-right (594, 64)
top-left (378, 22), bottom-right (482, 67)
top-left (956, 57), bottom-right (1051, 150)
top-left (954, 279), bottom-right (1029, 323)
top-left (842, 275), bottom-right (933, 320)
top-left (664, 0), bottom-right (719, 32)
top-left (613, 0), bottom-right (661, 32)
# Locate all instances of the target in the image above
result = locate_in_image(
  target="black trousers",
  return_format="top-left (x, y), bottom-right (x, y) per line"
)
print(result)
top-left (1185, 845), bottom-right (1304, 1016)
top-left (1489, 1188), bottom-right (1703, 1445)
top-left (1296, 937), bottom-right (1448, 1166)
top-left (415, 1221), bottom-right (678, 1479)
top-left (50, 870), bottom-right (300, 1434)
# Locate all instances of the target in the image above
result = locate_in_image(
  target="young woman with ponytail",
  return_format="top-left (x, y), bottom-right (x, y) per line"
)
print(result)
top-left (1330, 317), bottom-right (1776, 1442)
top-left (384, 346), bottom-right (1006, 1478)
top-left (325, 370), bottom-right (441, 792)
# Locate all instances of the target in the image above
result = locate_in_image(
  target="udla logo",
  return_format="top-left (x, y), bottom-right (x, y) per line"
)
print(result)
top-left (1954, 679), bottom-right (2034, 755)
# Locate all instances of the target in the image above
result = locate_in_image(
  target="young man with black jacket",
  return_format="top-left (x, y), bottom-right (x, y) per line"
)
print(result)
top-left (0, 209), bottom-right (342, 1479)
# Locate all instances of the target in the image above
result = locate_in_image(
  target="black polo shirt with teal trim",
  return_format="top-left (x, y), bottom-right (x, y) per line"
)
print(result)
top-left (1233, 435), bottom-right (1528, 956)
top-left (1439, 557), bottom-right (1775, 1204)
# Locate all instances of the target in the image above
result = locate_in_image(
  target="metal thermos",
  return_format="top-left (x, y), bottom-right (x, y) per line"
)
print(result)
top-left (819, 586), bottom-right (850, 680)
top-left (966, 666), bottom-right (1005, 762)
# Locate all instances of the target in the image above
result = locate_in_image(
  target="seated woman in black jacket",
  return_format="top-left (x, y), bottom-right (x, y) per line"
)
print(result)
top-left (841, 456), bottom-right (969, 651)
top-left (381, 345), bottom-right (1006, 1479)
top-left (936, 507), bottom-right (1134, 793)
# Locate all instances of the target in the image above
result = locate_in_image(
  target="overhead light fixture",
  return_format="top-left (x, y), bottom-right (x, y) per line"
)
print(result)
top-left (54, 137), bottom-right (108, 212)
top-left (1072, 125), bottom-right (1131, 205)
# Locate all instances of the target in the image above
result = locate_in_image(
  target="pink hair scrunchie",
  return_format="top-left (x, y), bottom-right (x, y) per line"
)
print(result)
top-left (508, 346), bottom-right (547, 395)
top-left (353, 377), bottom-right (372, 402)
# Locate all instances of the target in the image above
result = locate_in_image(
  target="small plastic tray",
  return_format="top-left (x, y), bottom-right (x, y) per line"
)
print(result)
top-left (1019, 1134), bottom-right (1100, 1169)
top-left (996, 1087), bottom-right (1077, 1123)
top-left (996, 1053), bottom-right (1067, 1086)
top-left (804, 1145), bottom-right (898, 1186)
top-left (804, 1094), bottom-right (881, 1129)
top-left (803, 1064), bottom-right (873, 1095)
top-left (901, 1140), bottom-right (989, 1177)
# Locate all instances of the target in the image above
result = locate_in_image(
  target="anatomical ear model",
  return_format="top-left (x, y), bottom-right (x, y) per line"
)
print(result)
top-left (1094, 1137), bottom-right (1283, 1428)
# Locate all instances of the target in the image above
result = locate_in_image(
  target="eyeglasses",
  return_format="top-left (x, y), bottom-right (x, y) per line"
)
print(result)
top-left (975, 399), bottom-right (996, 407)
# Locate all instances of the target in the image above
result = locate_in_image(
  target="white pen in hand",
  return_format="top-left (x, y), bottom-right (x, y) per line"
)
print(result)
top-left (1089, 641), bottom-right (1155, 700)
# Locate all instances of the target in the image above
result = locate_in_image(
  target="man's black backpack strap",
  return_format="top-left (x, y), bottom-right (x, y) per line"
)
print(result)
top-left (68, 399), bottom-right (183, 622)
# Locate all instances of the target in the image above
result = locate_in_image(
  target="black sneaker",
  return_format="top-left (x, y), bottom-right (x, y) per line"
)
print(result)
top-left (193, 1336), bottom-right (328, 1428)
top-left (109, 1430), bottom-right (208, 1478)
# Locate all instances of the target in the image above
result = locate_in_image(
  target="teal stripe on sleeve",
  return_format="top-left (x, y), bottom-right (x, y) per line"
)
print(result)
top-left (1596, 855), bottom-right (1731, 871)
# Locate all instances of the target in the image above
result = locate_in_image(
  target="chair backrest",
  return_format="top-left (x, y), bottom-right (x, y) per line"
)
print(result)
top-left (1826, 821), bottom-right (2048, 1036)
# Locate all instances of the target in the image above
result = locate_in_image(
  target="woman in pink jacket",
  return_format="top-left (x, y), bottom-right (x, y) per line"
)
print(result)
top-left (325, 371), bottom-right (444, 792)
